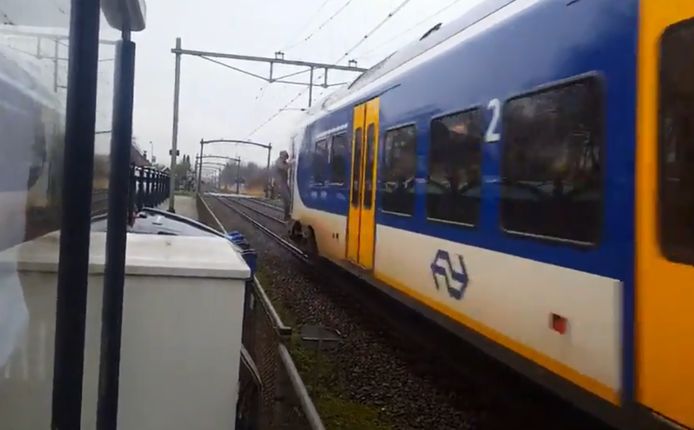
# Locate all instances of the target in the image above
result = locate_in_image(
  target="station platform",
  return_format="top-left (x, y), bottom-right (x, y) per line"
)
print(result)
top-left (159, 194), bottom-right (198, 221)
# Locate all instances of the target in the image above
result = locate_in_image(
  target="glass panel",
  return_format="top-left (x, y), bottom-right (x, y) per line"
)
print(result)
top-left (660, 20), bottom-right (694, 265)
top-left (501, 77), bottom-right (602, 244)
top-left (382, 125), bottom-right (417, 215)
top-left (313, 139), bottom-right (328, 185)
top-left (0, 4), bottom-right (127, 426)
top-left (0, 2), bottom-right (71, 427)
top-left (351, 128), bottom-right (362, 207)
top-left (363, 124), bottom-right (375, 209)
top-left (329, 133), bottom-right (348, 185)
top-left (427, 109), bottom-right (483, 225)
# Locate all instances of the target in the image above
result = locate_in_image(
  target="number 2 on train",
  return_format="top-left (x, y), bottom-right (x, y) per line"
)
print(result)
top-left (486, 98), bottom-right (501, 143)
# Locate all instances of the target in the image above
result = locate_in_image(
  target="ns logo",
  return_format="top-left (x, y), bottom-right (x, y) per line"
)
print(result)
top-left (430, 250), bottom-right (469, 300)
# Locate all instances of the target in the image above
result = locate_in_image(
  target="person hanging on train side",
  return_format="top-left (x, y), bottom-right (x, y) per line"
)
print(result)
top-left (273, 150), bottom-right (292, 220)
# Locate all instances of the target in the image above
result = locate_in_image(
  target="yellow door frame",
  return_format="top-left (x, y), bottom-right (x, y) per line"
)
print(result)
top-left (358, 98), bottom-right (380, 269)
top-left (347, 104), bottom-right (365, 263)
top-left (636, 2), bottom-right (694, 428)
top-left (346, 98), bottom-right (380, 269)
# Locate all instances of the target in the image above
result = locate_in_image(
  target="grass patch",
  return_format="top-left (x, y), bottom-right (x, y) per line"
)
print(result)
top-left (255, 269), bottom-right (393, 429)
top-left (291, 336), bottom-right (392, 430)
top-left (255, 269), bottom-right (299, 327)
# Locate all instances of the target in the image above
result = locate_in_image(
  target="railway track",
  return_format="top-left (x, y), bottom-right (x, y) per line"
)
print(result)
top-left (215, 196), bottom-right (306, 259)
top-left (208, 194), bottom-right (612, 430)
top-left (243, 197), bottom-right (284, 213)
top-left (223, 196), bottom-right (286, 225)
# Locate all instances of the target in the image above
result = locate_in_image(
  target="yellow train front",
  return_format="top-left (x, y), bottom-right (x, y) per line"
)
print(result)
top-left (287, 0), bottom-right (694, 428)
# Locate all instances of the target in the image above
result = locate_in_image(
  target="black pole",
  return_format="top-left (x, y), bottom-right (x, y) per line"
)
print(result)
top-left (96, 35), bottom-right (136, 430)
top-left (236, 160), bottom-right (241, 195)
top-left (51, 0), bottom-right (101, 427)
top-left (128, 164), bottom-right (136, 221)
top-left (197, 140), bottom-right (204, 194)
top-left (136, 167), bottom-right (144, 210)
top-left (148, 169), bottom-right (153, 206)
top-left (265, 143), bottom-right (272, 198)
top-left (144, 168), bottom-right (150, 207)
top-left (159, 171), bottom-right (164, 203)
top-left (154, 171), bottom-right (160, 204)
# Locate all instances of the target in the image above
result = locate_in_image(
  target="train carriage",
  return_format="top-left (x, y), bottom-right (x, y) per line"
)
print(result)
top-left (288, 0), bottom-right (694, 428)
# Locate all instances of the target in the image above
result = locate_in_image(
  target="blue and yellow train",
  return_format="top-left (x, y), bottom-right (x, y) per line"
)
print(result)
top-left (287, 0), bottom-right (694, 428)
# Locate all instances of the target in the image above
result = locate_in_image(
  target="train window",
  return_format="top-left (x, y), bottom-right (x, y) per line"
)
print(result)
top-left (381, 125), bottom-right (417, 215)
top-left (351, 128), bottom-right (363, 206)
top-left (660, 20), bottom-right (694, 264)
top-left (501, 77), bottom-right (602, 245)
top-left (363, 124), bottom-right (376, 209)
top-left (313, 139), bottom-right (328, 185)
top-left (329, 133), bottom-right (348, 185)
top-left (427, 109), bottom-right (483, 226)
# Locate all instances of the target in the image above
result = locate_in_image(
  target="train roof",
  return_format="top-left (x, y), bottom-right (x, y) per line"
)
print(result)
top-left (311, 0), bottom-right (519, 115)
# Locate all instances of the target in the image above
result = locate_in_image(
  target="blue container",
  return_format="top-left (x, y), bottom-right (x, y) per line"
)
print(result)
top-left (240, 249), bottom-right (257, 276)
top-left (225, 231), bottom-right (245, 242)
top-left (226, 232), bottom-right (252, 250)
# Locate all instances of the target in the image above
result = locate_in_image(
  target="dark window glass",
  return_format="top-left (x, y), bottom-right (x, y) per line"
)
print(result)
top-left (329, 133), bottom-right (348, 185)
top-left (382, 125), bottom-right (417, 215)
top-left (660, 21), bottom-right (694, 264)
top-left (351, 128), bottom-right (363, 206)
top-left (363, 124), bottom-right (375, 209)
top-left (313, 139), bottom-right (328, 185)
top-left (427, 109), bottom-right (483, 225)
top-left (501, 77), bottom-right (602, 244)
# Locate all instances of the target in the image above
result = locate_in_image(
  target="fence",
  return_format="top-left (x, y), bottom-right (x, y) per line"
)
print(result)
top-left (129, 164), bottom-right (170, 212)
top-left (196, 193), bottom-right (325, 430)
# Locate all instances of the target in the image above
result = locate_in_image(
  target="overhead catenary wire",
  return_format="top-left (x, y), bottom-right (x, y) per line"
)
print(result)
top-left (355, 0), bottom-right (464, 61)
top-left (247, 0), bottom-right (415, 138)
top-left (283, 0), bottom-right (355, 52)
top-left (281, 0), bottom-right (334, 51)
top-left (247, 89), bottom-right (309, 139)
top-left (253, 67), bottom-right (315, 102)
top-left (334, 0), bottom-right (414, 65)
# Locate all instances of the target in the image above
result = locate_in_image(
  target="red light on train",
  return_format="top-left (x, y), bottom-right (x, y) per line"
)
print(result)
top-left (550, 313), bottom-right (568, 335)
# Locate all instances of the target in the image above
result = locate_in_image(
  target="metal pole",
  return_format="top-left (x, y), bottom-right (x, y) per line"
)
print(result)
top-left (154, 171), bottom-right (160, 203)
top-left (193, 154), bottom-right (199, 193)
top-left (136, 167), bottom-right (144, 211)
top-left (53, 39), bottom-right (59, 92)
top-left (169, 47), bottom-right (367, 72)
top-left (197, 140), bottom-right (204, 194)
top-left (308, 66), bottom-right (314, 107)
top-left (236, 158), bottom-right (241, 195)
top-left (145, 168), bottom-right (151, 206)
top-left (51, 0), bottom-right (101, 426)
top-left (266, 143), bottom-right (272, 198)
top-left (97, 34), bottom-right (136, 430)
top-left (168, 37), bottom-right (182, 212)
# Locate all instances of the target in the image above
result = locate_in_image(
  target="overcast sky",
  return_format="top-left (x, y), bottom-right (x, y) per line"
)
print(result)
top-left (127, 0), bottom-right (485, 168)
top-left (1, 0), bottom-right (484, 167)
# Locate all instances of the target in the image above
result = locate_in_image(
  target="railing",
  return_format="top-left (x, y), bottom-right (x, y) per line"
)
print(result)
top-left (129, 165), bottom-right (170, 213)
top-left (196, 193), bottom-right (325, 430)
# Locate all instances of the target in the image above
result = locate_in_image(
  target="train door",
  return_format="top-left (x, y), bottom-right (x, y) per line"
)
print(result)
top-left (346, 98), bottom-right (380, 269)
top-left (636, 2), bottom-right (694, 428)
